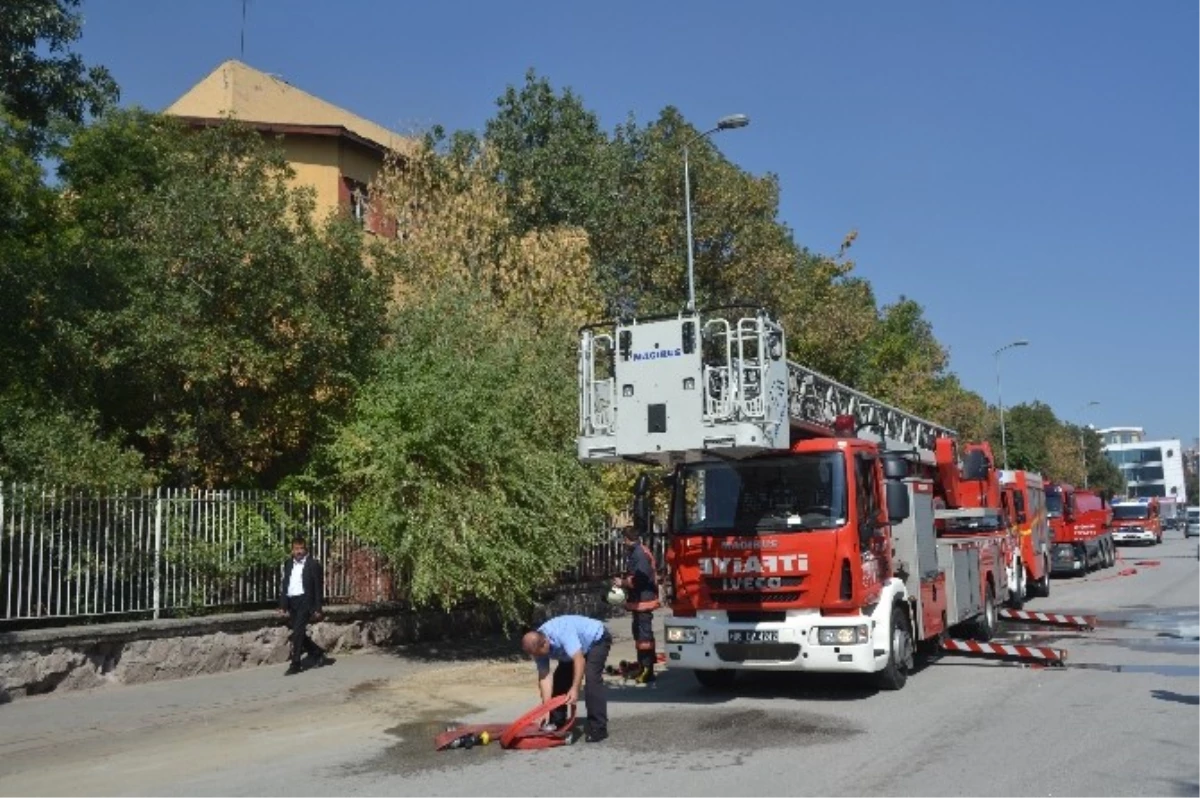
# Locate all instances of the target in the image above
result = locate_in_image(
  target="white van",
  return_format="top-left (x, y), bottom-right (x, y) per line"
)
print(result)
top-left (1186, 507), bottom-right (1200, 538)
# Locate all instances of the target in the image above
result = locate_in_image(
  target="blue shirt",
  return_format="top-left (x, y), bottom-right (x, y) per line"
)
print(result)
top-left (535, 615), bottom-right (607, 671)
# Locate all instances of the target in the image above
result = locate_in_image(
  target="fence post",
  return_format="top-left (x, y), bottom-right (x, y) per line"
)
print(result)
top-left (153, 487), bottom-right (163, 619)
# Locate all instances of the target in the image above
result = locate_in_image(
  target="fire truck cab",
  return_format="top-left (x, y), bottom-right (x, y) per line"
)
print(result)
top-left (1110, 497), bottom-right (1162, 545)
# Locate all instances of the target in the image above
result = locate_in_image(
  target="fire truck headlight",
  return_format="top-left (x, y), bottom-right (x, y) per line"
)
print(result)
top-left (817, 626), bottom-right (869, 645)
top-left (666, 627), bottom-right (697, 644)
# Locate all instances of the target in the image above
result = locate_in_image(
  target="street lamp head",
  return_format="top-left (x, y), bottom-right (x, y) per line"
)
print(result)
top-left (716, 114), bottom-right (750, 130)
top-left (995, 339), bottom-right (1030, 356)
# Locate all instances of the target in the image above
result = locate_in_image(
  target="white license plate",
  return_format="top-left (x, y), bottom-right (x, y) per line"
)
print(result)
top-left (729, 630), bottom-right (779, 643)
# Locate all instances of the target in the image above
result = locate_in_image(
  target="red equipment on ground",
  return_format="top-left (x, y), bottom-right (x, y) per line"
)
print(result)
top-left (433, 695), bottom-right (576, 751)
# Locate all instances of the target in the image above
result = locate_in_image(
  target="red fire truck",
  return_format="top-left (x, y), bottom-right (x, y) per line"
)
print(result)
top-left (1110, 497), bottom-right (1162, 545)
top-left (1046, 482), bottom-right (1115, 574)
top-left (577, 307), bottom-right (1016, 690)
top-left (999, 470), bottom-right (1052, 599)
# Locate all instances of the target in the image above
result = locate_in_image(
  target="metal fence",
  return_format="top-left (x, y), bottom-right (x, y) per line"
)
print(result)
top-left (0, 484), bottom-right (369, 623)
top-left (557, 525), bottom-right (669, 585)
top-left (0, 483), bottom-right (654, 626)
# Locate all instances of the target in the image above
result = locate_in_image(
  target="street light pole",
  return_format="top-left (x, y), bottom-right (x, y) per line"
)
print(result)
top-left (994, 340), bottom-right (1030, 471)
top-left (1078, 400), bottom-right (1099, 488)
top-left (684, 114), bottom-right (749, 312)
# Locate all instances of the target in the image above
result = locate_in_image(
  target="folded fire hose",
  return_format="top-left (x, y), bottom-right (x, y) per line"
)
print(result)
top-left (434, 694), bottom-right (577, 751)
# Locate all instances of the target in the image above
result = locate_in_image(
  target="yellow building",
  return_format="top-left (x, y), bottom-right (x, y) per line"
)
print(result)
top-left (166, 59), bottom-right (412, 235)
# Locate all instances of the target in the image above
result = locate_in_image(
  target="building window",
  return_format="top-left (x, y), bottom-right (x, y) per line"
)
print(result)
top-left (339, 175), bottom-right (396, 238)
top-left (1127, 466), bottom-right (1164, 483)
top-left (343, 178), bottom-right (369, 226)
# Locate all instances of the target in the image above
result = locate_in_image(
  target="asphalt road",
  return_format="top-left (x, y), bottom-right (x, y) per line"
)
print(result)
top-left (1, 533), bottom-right (1196, 797)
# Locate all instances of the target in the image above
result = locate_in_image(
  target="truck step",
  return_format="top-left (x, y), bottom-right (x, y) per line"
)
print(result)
top-left (999, 609), bottom-right (1095, 630)
top-left (940, 638), bottom-right (1068, 667)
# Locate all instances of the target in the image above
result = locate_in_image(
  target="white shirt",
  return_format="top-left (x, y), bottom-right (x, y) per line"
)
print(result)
top-left (287, 557), bottom-right (307, 597)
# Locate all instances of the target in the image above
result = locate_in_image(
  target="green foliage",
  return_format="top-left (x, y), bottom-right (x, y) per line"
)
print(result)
top-left (484, 69), bottom-right (617, 238)
top-left (992, 401), bottom-right (1058, 473)
top-left (163, 498), bottom-right (289, 610)
top-left (0, 395), bottom-right (149, 486)
top-left (324, 287), bottom-right (605, 620)
top-left (0, 0), bottom-right (118, 154)
top-left (981, 401), bottom-right (1125, 494)
top-left (1075, 425), bottom-right (1125, 496)
top-left (0, 122), bottom-right (61, 390)
top-left (50, 112), bottom-right (389, 487)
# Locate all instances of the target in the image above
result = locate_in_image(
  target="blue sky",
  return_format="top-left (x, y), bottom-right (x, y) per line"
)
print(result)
top-left (75, 0), bottom-right (1198, 444)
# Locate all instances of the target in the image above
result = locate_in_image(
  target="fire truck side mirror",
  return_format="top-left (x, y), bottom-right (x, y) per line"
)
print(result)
top-left (886, 481), bottom-right (910, 523)
top-left (881, 455), bottom-right (910, 480)
top-left (632, 473), bottom-right (652, 533)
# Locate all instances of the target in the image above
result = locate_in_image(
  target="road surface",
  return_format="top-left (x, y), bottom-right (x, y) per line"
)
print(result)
top-left (1, 533), bottom-right (1196, 797)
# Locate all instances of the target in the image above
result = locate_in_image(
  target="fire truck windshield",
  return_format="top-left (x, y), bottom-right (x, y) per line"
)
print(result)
top-left (672, 453), bottom-right (848, 535)
top-left (1045, 491), bottom-right (1064, 517)
top-left (1112, 505), bottom-right (1150, 521)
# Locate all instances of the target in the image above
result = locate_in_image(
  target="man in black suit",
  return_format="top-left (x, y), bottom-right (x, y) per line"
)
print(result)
top-left (277, 535), bottom-right (332, 675)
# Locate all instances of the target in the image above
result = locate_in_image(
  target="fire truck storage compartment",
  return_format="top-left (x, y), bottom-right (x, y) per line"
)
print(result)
top-left (889, 478), bottom-right (939, 598)
top-left (913, 486), bottom-right (939, 580)
top-left (937, 541), bottom-right (982, 625)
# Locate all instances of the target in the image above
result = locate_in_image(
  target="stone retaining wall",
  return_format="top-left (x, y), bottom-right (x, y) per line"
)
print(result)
top-left (0, 583), bottom-right (613, 703)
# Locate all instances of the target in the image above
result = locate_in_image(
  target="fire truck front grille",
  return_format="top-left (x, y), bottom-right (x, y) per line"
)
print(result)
top-left (715, 643), bottom-right (802, 663)
top-left (714, 592), bottom-right (801, 604)
top-left (727, 611), bottom-right (786, 623)
top-left (706, 577), bottom-right (804, 590)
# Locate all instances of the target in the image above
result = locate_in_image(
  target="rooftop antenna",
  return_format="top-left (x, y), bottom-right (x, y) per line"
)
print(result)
top-left (240, 0), bottom-right (248, 59)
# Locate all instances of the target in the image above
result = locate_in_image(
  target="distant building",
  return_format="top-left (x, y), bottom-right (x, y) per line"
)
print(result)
top-left (165, 59), bottom-right (411, 236)
top-left (1099, 426), bottom-right (1187, 503)
top-left (1184, 445), bottom-right (1199, 491)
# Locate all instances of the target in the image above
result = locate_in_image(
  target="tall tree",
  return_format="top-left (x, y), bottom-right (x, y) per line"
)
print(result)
top-left (54, 112), bottom-right (389, 486)
top-left (369, 134), bottom-right (603, 330)
top-left (484, 70), bottom-right (617, 239)
top-left (0, 0), bottom-right (118, 154)
top-left (324, 287), bottom-right (605, 620)
top-left (1075, 425), bottom-right (1125, 496)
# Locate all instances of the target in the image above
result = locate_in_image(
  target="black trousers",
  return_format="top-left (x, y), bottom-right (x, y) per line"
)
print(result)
top-left (550, 632), bottom-right (611, 732)
top-left (632, 610), bottom-right (656, 673)
top-left (286, 595), bottom-right (324, 665)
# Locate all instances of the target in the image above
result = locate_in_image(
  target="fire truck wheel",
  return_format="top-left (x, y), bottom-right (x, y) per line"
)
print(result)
top-left (875, 604), bottom-right (912, 691)
top-left (694, 669), bottom-right (737, 691)
top-left (972, 583), bottom-right (998, 641)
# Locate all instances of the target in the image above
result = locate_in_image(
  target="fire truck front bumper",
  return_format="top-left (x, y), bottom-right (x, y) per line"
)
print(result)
top-left (1112, 527), bottom-right (1154, 544)
top-left (663, 609), bottom-right (890, 675)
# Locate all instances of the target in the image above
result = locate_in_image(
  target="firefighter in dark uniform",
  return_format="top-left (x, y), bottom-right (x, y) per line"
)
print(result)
top-left (615, 524), bottom-right (659, 684)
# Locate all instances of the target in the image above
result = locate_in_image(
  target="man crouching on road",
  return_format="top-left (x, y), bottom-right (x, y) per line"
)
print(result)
top-left (520, 615), bottom-right (613, 743)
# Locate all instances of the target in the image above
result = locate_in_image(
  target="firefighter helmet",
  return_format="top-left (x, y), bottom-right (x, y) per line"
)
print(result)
top-left (605, 585), bottom-right (627, 606)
